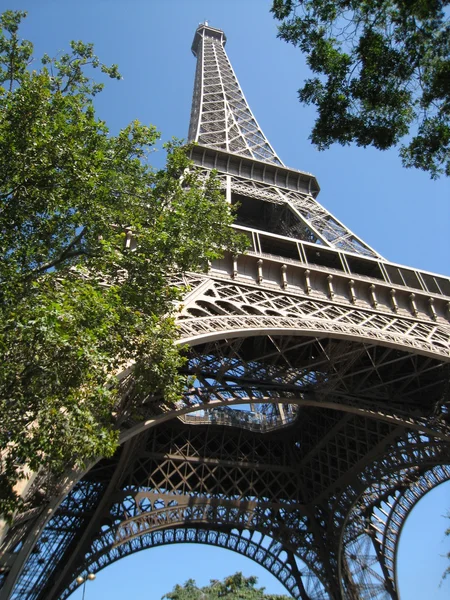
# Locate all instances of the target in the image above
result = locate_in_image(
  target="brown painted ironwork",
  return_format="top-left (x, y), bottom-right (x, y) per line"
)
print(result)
top-left (1, 23), bottom-right (450, 600)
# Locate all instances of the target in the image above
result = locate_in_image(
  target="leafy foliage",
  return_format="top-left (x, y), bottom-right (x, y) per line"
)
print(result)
top-left (271, 0), bottom-right (450, 177)
top-left (162, 572), bottom-right (292, 599)
top-left (0, 10), bottom-right (246, 518)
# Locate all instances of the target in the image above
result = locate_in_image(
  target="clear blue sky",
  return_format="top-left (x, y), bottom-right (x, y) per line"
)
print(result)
top-left (6, 0), bottom-right (450, 597)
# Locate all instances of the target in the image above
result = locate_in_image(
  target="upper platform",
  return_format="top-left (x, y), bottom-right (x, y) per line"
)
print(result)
top-left (191, 23), bottom-right (226, 55)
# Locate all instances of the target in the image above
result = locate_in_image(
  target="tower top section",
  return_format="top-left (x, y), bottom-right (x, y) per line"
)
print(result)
top-left (191, 23), bottom-right (226, 55)
top-left (188, 23), bottom-right (283, 166)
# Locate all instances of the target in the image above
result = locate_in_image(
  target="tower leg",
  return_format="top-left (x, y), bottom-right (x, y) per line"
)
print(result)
top-left (286, 549), bottom-right (312, 600)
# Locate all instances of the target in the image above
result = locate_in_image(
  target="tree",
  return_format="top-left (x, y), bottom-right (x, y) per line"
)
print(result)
top-left (0, 10), bottom-right (245, 518)
top-left (271, 0), bottom-right (450, 178)
top-left (162, 572), bottom-right (292, 599)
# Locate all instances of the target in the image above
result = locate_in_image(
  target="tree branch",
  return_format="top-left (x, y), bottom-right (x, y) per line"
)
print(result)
top-left (29, 226), bottom-right (89, 275)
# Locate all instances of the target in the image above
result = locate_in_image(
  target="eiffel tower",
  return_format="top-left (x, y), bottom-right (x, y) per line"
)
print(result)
top-left (1, 23), bottom-right (450, 600)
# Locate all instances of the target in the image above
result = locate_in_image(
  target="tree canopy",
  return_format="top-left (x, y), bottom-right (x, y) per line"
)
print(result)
top-left (162, 572), bottom-right (292, 599)
top-left (0, 10), bottom-right (245, 518)
top-left (271, 0), bottom-right (450, 178)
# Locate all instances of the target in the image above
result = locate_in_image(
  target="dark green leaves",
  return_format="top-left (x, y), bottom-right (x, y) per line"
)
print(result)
top-left (0, 10), bottom-right (32, 89)
top-left (0, 11), bottom-right (246, 518)
top-left (162, 572), bottom-right (292, 599)
top-left (271, 0), bottom-right (450, 177)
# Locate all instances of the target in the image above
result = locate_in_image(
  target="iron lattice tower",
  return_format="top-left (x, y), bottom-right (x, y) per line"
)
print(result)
top-left (1, 23), bottom-right (450, 600)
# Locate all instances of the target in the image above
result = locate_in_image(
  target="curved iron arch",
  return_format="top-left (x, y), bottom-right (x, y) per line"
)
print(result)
top-left (338, 447), bottom-right (450, 599)
top-left (176, 315), bottom-right (450, 361)
top-left (4, 330), bottom-right (450, 600)
top-left (6, 414), bottom-right (450, 600)
top-left (59, 462), bottom-right (450, 600)
top-left (390, 465), bottom-right (450, 593)
top-left (62, 526), bottom-right (308, 600)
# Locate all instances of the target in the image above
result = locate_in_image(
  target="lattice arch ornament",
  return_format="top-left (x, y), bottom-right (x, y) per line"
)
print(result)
top-left (51, 462), bottom-right (450, 600)
top-left (1, 23), bottom-right (450, 600)
top-left (3, 410), bottom-right (450, 600)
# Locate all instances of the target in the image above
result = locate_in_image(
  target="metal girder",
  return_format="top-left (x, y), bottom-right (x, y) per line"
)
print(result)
top-left (4, 420), bottom-right (450, 600)
top-left (339, 456), bottom-right (450, 599)
top-left (1, 22), bottom-right (450, 600)
top-left (204, 169), bottom-right (381, 257)
top-left (176, 275), bottom-right (450, 360)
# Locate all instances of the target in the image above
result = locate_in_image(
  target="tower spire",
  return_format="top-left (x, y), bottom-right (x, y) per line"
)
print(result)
top-left (189, 23), bottom-right (283, 166)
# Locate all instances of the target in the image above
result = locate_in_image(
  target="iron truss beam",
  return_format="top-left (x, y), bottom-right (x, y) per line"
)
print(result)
top-left (3, 418), bottom-right (450, 600)
top-left (1, 22), bottom-right (450, 600)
